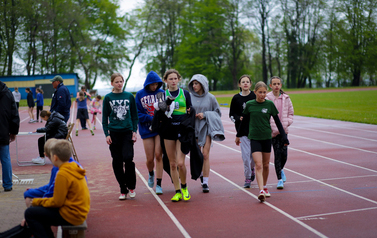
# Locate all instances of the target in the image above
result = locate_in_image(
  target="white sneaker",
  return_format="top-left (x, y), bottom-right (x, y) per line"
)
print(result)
top-left (119, 193), bottom-right (126, 200)
top-left (32, 157), bottom-right (45, 164)
top-left (129, 190), bottom-right (136, 198)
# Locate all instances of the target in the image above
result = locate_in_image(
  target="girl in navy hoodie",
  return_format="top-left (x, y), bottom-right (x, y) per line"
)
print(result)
top-left (35, 88), bottom-right (44, 123)
top-left (135, 71), bottom-right (165, 195)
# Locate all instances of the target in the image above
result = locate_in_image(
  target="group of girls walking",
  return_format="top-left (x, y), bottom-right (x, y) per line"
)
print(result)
top-left (232, 76), bottom-right (294, 202)
top-left (103, 69), bottom-right (224, 202)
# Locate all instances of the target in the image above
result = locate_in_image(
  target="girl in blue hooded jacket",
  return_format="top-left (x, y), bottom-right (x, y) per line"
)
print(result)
top-left (135, 71), bottom-right (165, 195)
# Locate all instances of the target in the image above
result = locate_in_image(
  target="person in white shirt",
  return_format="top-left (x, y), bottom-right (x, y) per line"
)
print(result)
top-left (12, 87), bottom-right (21, 109)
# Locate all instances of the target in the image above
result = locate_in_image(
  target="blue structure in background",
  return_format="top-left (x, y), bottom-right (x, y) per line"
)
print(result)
top-left (0, 73), bottom-right (79, 99)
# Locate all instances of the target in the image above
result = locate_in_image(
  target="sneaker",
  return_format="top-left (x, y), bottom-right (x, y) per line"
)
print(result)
top-left (171, 192), bottom-right (182, 202)
top-left (31, 157), bottom-right (45, 164)
top-left (251, 168), bottom-right (255, 182)
top-left (148, 174), bottom-right (155, 188)
top-left (156, 185), bottom-right (163, 195)
top-left (277, 180), bottom-right (284, 189)
top-left (263, 188), bottom-right (271, 197)
top-left (202, 184), bottom-right (209, 193)
top-left (243, 179), bottom-right (252, 188)
top-left (90, 130), bottom-right (94, 136)
top-left (82, 127), bottom-right (88, 130)
top-left (129, 190), bottom-right (136, 198)
top-left (4, 187), bottom-right (12, 192)
top-left (281, 169), bottom-right (287, 182)
top-left (181, 187), bottom-right (191, 201)
top-left (28, 120), bottom-right (34, 123)
top-left (40, 120), bottom-right (43, 123)
top-left (119, 193), bottom-right (126, 200)
top-left (93, 126), bottom-right (96, 130)
top-left (200, 176), bottom-right (203, 187)
top-left (258, 190), bottom-right (266, 202)
top-left (76, 130), bottom-right (78, 136)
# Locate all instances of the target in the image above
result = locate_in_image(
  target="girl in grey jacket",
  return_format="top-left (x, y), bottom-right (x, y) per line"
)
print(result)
top-left (188, 74), bottom-right (224, 193)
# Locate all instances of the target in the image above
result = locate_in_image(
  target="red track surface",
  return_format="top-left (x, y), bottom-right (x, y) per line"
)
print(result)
top-left (10, 105), bottom-right (377, 238)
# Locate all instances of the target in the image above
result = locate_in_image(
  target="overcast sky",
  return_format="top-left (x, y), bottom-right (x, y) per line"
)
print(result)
top-left (94, 0), bottom-right (145, 93)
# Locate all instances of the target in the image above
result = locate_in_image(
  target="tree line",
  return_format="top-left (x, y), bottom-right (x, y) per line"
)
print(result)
top-left (1, 0), bottom-right (376, 90)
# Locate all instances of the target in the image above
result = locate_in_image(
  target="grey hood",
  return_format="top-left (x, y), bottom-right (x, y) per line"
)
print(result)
top-left (188, 74), bottom-right (209, 97)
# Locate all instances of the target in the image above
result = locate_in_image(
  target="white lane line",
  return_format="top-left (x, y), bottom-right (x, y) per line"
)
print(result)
top-left (277, 174), bottom-right (377, 185)
top-left (135, 168), bottom-right (191, 238)
top-left (289, 147), bottom-right (377, 173)
top-left (214, 141), bottom-right (377, 205)
top-left (292, 126), bottom-right (377, 142)
top-left (210, 168), bottom-right (327, 238)
top-left (21, 117), bottom-right (30, 123)
top-left (295, 207), bottom-right (377, 220)
top-left (293, 119), bottom-right (377, 134)
top-left (224, 127), bottom-right (377, 173)
top-left (290, 134), bottom-right (377, 155)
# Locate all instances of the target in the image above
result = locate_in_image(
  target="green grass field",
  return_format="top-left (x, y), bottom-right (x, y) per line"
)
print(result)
top-left (216, 90), bottom-right (377, 125)
top-left (18, 89), bottom-right (377, 125)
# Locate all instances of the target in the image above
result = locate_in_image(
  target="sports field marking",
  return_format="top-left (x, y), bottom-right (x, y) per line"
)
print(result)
top-left (290, 134), bottom-right (377, 155)
top-left (293, 118), bottom-right (377, 134)
top-left (135, 168), bottom-right (191, 238)
top-left (295, 206), bottom-right (377, 220)
top-left (274, 174), bottom-right (377, 185)
top-left (209, 164), bottom-right (328, 238)
top-left (289, 147), bottom-right (377, 174)
top-left (291, 126), bottom-right (377, 142)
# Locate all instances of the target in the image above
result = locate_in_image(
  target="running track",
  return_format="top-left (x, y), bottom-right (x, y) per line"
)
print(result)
top-left (10, 105), bottom-right (377, 238)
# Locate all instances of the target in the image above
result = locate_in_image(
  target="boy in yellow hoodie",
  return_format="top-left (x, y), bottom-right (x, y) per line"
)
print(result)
top-left (24, 140), bottom-right (90, 237)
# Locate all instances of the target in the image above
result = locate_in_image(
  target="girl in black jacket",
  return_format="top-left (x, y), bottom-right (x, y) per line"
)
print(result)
top-left (31, 110), bottom-right (68, 164)
top-left (25, 88), bottom-right (36, 123)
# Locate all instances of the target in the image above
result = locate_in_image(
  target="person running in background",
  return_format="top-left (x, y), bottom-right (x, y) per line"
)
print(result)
top-left (135, 71), bottom-right (165, 195)
top-left (12, 87), bottom-right (21, 109)
top-left (31, 110), bottom-right (68, 164)
top-left (188, 74), bottom-right (224, 193)
top-left (159, 69), bottom-right (192, 202)
top-left (90, 95), bottom-right (102, 130)
top-left (230, 75), bottom-right (256, 188)
top-left (236, 81), bottom-right (289, 202)
top-left (24, 140), bottom-right (90, 238)
top-left (25, 88), bottom-right (36, 123)
top-left (102, 73), bottom-right (138, 200)
top-left (0, 80), bottom-right (20, 192)
top-left (35, 88), bottom-right (44, 123)
top-left (266, 76), bottom-right (294, 189)
top-left (75, 91), bottom-right (94, 136)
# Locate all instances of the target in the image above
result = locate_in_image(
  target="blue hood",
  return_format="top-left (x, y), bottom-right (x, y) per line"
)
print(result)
top-left (143, 71), bottom-right (163, 91)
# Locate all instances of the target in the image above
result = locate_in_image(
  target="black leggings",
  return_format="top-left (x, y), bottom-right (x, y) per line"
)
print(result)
top-left (272, 134), bottom-right (288, 180)
top-left (109, 131), bottom-right (136, 194)
top-left (25, 206), bottom-right (71, 238)
top-left (36, 106), bottom-right (43, 120)
top-left (38, 136), bottom-right (52, 158)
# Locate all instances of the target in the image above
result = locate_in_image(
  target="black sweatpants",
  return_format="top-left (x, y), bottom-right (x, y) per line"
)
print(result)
top-left (109, 131), bottom-right (136, 194)
top-left (25, 206), bottom-right (72, 238)
top-left (272, 134), bottom-right (288, 180)
top-left (36, 106), bottom-right (43, 121)
top-left (38, 136), bottom-right (52, 158)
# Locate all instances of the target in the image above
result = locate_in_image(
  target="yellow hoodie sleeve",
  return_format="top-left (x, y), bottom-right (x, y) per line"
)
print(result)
top-left (32, 172), bottom-right (69, 207)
